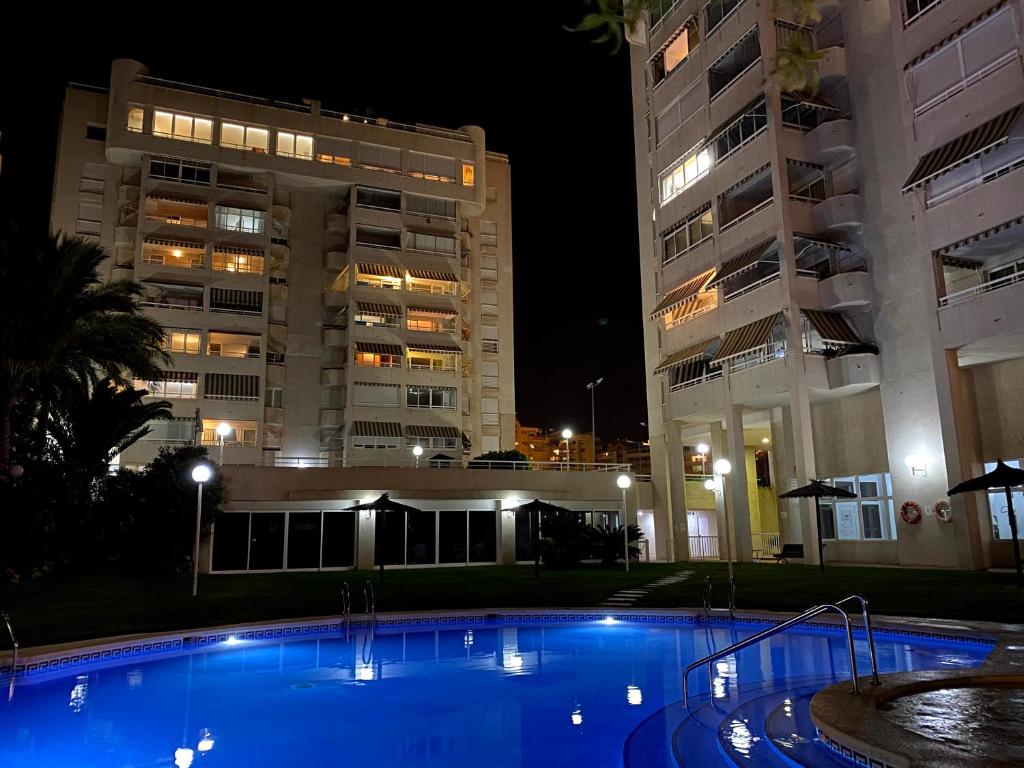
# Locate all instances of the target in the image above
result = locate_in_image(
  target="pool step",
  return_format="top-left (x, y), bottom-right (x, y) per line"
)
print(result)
top-left (764, 692), bottom-right (852, 767)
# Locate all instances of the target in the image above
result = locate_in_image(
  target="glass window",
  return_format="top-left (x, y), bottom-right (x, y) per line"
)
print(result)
top-left (438, 511), bottom-right (468, 564)
top-left (211, 513), bottom-right (249, 571)
top-left (214, 206), bottom-right (267, 234)
top-left (713, 98), bottom-right (768, 161)
top-left (222, 123), bottom-right (269, 153)
top-left (248, 513), bottom-right (285, 570)
top-left (663, 204), bottom-right (714, 264)
top-left (706, 0), bottom-right (746, 33)
top-left (287, 512), bottom-right (322, 569)
top-left (819, 472), bottom-right (896, 541)
top-left (406, 510), bottom-right (437, 564)
top-left (660, 147), bottom-right (712, 204)
top-left (861, 503), bottom-right (883, 539)
top-left (469, 510), bottom-right (497, 562)
top-left (819, 504), bottom-right (837, 540)
top-left (276, 131), bottom-right (314, 160)
top-left (322, 512), bottom-right (356, 567)
top-left (375, 510), bottom-right (405, 565)
top-left (515, 509), bottom-right (536, 561)
top-left (163, 329), bottom-right (201, 355)
top-left (153, 110), bottom-right (212, 144)
top-left (127, 107), bottom-right (145, 133)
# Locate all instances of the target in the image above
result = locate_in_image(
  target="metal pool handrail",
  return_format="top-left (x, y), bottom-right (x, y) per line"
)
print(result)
top-left (682, 596), bottom-right (878, 708)
top-left (2, 610), bottom-right (18, 701)
top-left (364, 581), bottom-right (376, 628)
top-left (341, 582), bottom-right (352, 639)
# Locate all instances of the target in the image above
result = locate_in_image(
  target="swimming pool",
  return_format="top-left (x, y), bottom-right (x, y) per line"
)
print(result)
top-left (0, 615), bottom-right (992, 767)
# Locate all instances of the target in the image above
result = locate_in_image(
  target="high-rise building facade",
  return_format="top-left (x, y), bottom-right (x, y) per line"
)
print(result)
top-left (628, 0), bottom-right (1024, 568)
top-left (50, 60), bottom-right (515, 468)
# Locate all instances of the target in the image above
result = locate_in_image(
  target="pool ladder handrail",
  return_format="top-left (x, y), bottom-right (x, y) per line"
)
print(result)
top-left (682, 594), bottom-right (880, 709)
top-left (363, 580), bottom-right (376, 629)
top-left (341, 582), bottom-right (352, 639)
top-left (700, 576), bottom-right (736, 621)
top-left (2, 610), bottom-right (18, 701)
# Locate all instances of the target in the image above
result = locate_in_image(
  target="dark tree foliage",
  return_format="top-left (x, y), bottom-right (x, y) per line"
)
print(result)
top-left (468, 449), bottom-right (530, 468)
top-left (587, 524), bottom-right (644, 566)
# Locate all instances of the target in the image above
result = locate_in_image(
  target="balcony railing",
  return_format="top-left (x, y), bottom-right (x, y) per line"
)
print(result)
top-left (752, 531), bottom-right (782, 559)
top-left (669, 368), bottom-right (724, 392)
top-left (939, 261), bottom-right (1024, 308)
top-left (729, 339), bottom-right (787, 372)
top-left (145, 215), bottom-right (208, 228)
top-left (689, 534), bottom-right (720, 560)
top-left (140, 299), bottom-right (202, 311)
top-left (255, 456), bottom-right (632, 471)
top-left (719, 197), bottom-right (773, 234)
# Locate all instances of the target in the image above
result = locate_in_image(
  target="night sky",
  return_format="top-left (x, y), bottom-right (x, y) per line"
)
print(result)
top-left (0, 5), bottom-right (648, 441)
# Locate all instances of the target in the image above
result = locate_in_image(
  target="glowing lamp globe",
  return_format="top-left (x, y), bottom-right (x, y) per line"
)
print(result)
top-left (713, 458), bottom-right (732, 475)
top-left (616, 474), bottom-right (631, 490)
top-left (191, 464), bottom-right (213, 484)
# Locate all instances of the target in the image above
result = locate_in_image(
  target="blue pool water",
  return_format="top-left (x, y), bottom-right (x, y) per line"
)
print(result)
top-left (0, 620), bottom-right (991, 767)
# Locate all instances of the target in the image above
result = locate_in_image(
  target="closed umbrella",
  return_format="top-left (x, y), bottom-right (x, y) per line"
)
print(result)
top-left (949, 461), bottom-right (1024, 587)
top-left (501, 499), bottom-right (573, 577)
top-left (779, 480), bottom-right (857, 573)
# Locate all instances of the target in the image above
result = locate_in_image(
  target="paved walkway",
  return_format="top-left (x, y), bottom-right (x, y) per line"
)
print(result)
top-left (600, 570), bottom-right (693, 607)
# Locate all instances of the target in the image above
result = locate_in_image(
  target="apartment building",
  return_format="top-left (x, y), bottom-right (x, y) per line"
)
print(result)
top-left (50, 59), bottom-right (515, 468)
top-left (628, 0), bottom-right (1024, 569)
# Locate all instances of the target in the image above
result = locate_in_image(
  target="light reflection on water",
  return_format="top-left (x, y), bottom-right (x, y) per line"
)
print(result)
top-left (0, 622), bottom-right (992, 768)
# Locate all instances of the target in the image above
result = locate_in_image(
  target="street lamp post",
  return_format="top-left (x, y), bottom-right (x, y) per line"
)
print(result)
top-left (586, 378), bottom-right (604, 459)
top-left (190, 464), bottom-right (213, 597)
top-left (561, 428), bottom-right (573, 470)
top-left (713, 458), bottom-right (733, 582)
top-left (617, 474), bottom-right (632, 572)
top-left (412, 444), bottom-right (423, 469)
top-left (215, 422), bottom-right (232, 465)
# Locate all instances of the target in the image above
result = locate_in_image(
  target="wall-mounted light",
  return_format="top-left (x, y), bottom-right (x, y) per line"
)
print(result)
top-left (904, 453), bottom-right (930, 477)
top-left (703, 478), bottom-right (717, 492)
top-left (761, 437), bottom-right (770, 445)
top-left (713, 458), bottom-right (732, 476)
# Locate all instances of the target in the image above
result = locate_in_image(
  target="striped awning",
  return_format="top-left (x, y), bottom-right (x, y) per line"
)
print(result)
top-left (350, 420), bottom-right (402, 438)
top-left (936, 215), bottom-right (1024, 256)
top-left (941, 254), bottom-right (981, 270)
top-left (354, 341), bottom-right (402, 356)
top-left (793, 233), bottom-right (850, 253)
top-left (405, 425), bottom-right (460, 439)
top-left (356, 301), bottom-right (402, 316)
top-left (406, 304), bottom-right (457, 316)
top-left (408, 268), bottom-right (458, 282)
top-left (148, 194), bottom-right (206, 205)
top-left (723, 162), bottom-right (771, 196)
top-left (802, 309), bottom-right (861, 345)
top-left (653, 337), bottom-right (717, 375)
top-left (357, 262), bottom-right (402, 278)
top-left (903, 105), bottom-right (1024, 191)
top-left (709, 239), bottom-right (777, 287)
top-left (650, 269), bottom-right (716, 319)
top-left (153, 370), bottom-right (198, 382)
top-left (648, 14), bottom-right (696, 61)
top-left (143, 236), bottom-right (205, 250)
top-left (711, 314), bottom-right (781, 364)
top-left (670, 358), bottom-right (708, 386)
top-left (785, 90), bottom-right (840, 112)
top-left (407, 342), bottom-right (462, 354)
top-left (906, 0), bottom-right (1010, 67)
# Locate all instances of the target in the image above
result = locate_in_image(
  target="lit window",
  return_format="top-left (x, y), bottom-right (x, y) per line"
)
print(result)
top-left (221, 123), bottom-right (269, 153)
top-left (162, 329), bottom-right (202, 355)
top-left (133, 374), bottom-right (198, 399)
top-left (212, 247), bottom-right (264, 274)
top-left (660, 147), bottom-right (712, 204)
top-left (462, 163), bottom-right (475, 187)
top-left (276, 131), bottom-right (314, 160)
top-left (127, 108), bottom-right (145, 133)
top-left (214, 206), bottom-right (267, 234)
top-left (153, 110), bottom-right (212, 144)
top-left (355, 352), bottom-right (400, 368)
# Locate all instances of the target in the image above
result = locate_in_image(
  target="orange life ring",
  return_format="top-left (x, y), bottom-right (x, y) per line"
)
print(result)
top-left (900, 500), bottom-right (923, 524)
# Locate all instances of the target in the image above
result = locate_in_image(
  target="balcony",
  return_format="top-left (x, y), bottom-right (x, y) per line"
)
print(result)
top-left (938, 262), bottom-right (1024, 356)
top-left (819, 270), bottom-right (871, 309)
top-left (816, 46), bottom-right (847, 86)
top-left (320, 409), bottom-right (344, 428)
top-left (264, 406), bottom-right (284, 425)
top-left (826, 352), bottom-right (881, 392)
top-left (323, 327), bottom-right (347, 347)
top-left (804, 119), bottom-right (855, 165)
top-left (321, 368), bottom-right (346, 386)
top-left (812, 193), bottom-right (862, 232)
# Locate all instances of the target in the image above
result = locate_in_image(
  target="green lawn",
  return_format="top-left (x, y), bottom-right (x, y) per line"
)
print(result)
top-left (1, 562), bottom-right (1022, 648)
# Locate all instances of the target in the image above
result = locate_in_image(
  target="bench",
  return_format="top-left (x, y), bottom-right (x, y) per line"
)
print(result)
top-left (773, 544), bottom-right (804, 564)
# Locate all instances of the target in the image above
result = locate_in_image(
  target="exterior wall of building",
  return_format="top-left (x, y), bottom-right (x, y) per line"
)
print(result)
top-left (50, 60), bottom-right (516, 468)
top-left (629, 0), bottom-right (1024, 568)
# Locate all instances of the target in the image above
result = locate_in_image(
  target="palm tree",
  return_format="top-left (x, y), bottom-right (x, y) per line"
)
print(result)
top-left (587, 523), bottom-right (644, 566)
top-left (0, 228), bottom-right (168, 476)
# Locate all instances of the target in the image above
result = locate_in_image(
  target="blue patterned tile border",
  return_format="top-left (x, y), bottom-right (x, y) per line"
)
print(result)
top-left (0, 609), bottom-right (994, 681)
top-left (817, 727), bottom-right (895, 768)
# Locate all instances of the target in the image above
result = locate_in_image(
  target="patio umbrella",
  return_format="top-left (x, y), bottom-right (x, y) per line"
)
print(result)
top-left (949, 461), bottom-right (1024, 587)
top-left (501, 499), bottom-right (573, 577)
top-left (779, 480), bottom-right (856, 574)
top-left (345, 494), bottom-right (422, 581)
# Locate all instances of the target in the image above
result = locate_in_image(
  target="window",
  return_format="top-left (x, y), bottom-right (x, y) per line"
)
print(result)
top-left (926, 114), bottom-right (1024, 207)
top-left (215, 206), bottom-right (267, 234)
top-left (355, 225), bottom-right (402, 250)
top-left (656, 81), bottom-right (704, 145)
top-left (407, 386), bottom-right (457, 410)
top-left (133, 373), bottom-right (198, 399)
top-left (212, 246), bottom-right (264, 274)
top-left (316, 136), bottom-right (353, 165)
top-left (265, 387), bottom-right (283, 408)
top-left (274, 130), bottom-right (314, 160)
top-left (905, 0), bottom-right (944, 25)
top-left (356, 187), bottom-right (401, 212)
top-left (407, 351), bottom-right (458, 371)
top-left (355, 352), bottom-right (400, 368)
top-left (708, 27), bottom-right (761, 100)
top-left (204, 373), bottom-right (260, 401)
top-left (663, 204), bottom-right (713, 264)
top-left (482, 340), bottom-right (499, 354)
top-left (201, 419), bottom-right (257, 447)
top-left (818, 473), bottom-right (896, 541)
top-left (407, 309), bottom-right (457, 334)
top-left (712, 97), bottom-right (768, 162)
top-left (149, 157), bottom-right (211, 186)
top-left (221, 123), bottom-right (269, 153)
top-left (407, 194), bottom-right (456, 219)
top-left (407, 435), bottom-right (458, 450)
top-left (407, 231), bottom-right (457, 256)
top-left (126, 107), bottom-right (144, 133)
top-left (652, 19), bottom-right (699, 85)
top-left (207, 331), bottom-right (261, 358)
top-left (162, 329), bottom-right (202, 355)
top-left (660, 146), bottom-right (712, 204)
top-left (780, 95), bottom-right (830, 132)
top-left (462, 162), bottom-right (475, 187)
top-left (359, 143), bottom-right (402, 172)
top-left (85, 124), bottom-right (106, 142)
top-left (153, 110), bottom-right (213, 144)
top-left (480, 220), bottom-right (498, 247)
top-left (353, 382), bottom-right (400, 406)
top-left (908, 7), bottom-right (1018, 114)
top-left (354, 307), bottom-right (401, 327)
top-left (409, 152), bottom-right (457, 183)
top-left (353, 435), bottom-right (401, 449)
top-left (706, 0), bottom-right (747, 34)
top-left (141, 240), bottom-right (206, 270)
top-left (140, 282), bottom-right (204, 311)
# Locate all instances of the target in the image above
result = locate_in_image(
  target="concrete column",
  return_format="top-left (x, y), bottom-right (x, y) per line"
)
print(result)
top-left (499, 498), bottom-right (517, 565)
top-left (724, 402), bottom-right (753, 562)
top-left (664, 419), bottom-right (688, 561)
top-left (356, 510), bottom-right (375, 569)
top-left (772, 406), bottom-right (804, 546)
top-left (711, 421), bottom-right (728, 561)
